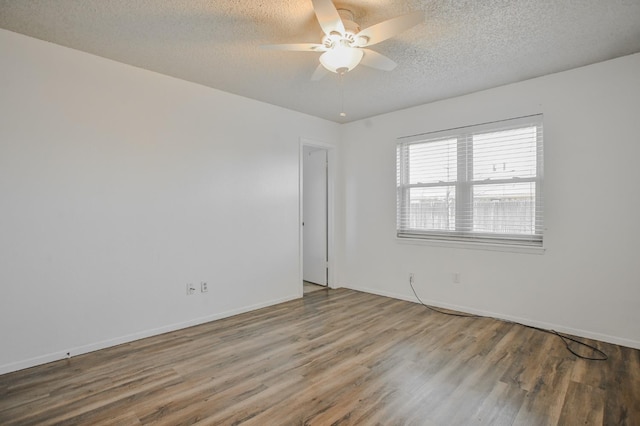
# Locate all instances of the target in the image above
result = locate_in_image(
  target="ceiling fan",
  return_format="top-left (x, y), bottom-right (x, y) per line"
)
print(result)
top-left (262, 0), bottom-right (424, 80)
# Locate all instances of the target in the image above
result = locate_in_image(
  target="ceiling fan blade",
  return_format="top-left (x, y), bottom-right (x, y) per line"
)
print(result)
top-left (360, 49), bottom-right (397, 71)
top-left (311, 0), bottom-right (345, 35)
top-left (261, 43), bottom-right (325, 51)
top-left (311, 64), bottom-right (329, 81)
top-left (356, 12), bottom-right (424, 46)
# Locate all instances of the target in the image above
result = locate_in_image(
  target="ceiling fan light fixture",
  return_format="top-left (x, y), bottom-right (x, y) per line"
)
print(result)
top-left (319, 44), bottom-right (363, 73)
top-left (262, 1), bottom-right (424, 80)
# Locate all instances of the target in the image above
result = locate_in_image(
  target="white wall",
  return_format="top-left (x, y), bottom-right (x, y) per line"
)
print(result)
top-left (0, 29), bottom-right (340, 373)
top-left (2, 28), bottom-right (638, 375)
top-left (339, 53), bottom-right (640, 349)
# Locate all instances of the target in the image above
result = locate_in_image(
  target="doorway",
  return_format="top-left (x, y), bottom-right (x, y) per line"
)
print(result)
top-left (302, 146), bottom-right (327, 286)
top-left (299, 139), bottom-right (334, 295)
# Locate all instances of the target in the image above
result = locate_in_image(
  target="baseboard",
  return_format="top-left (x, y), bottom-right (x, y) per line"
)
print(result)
top-left (0, 293), bottom-right (300, 375)
top-left (345, 284), bottom-right (640, 351)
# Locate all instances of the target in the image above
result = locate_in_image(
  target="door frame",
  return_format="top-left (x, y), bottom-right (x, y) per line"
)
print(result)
top-left (299, 137), bottom-right (336, 296)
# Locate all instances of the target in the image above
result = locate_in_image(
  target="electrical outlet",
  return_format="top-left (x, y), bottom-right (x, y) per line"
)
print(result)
top-left (186, 283), bottom-right (196, 295)
top-left (201, 282), bottom-right (208, 293)
top-left (453, 272), bottom-right (461, 283)
top-left (409, 273), bottom-right (415, 283)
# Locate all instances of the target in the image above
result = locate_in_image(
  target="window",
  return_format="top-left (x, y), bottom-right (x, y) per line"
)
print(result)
top-left (397, 115), bottom-right (543, 247)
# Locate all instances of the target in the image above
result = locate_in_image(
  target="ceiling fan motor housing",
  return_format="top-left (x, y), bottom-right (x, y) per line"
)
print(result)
top-left (337, 9), bottom-right (361, 40)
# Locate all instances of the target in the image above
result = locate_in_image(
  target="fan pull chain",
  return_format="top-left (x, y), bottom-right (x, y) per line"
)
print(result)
top-left (339, 69), bottom-right (346, 117)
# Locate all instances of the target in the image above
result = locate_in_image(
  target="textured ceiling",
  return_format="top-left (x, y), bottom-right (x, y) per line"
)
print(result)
top-left (1, 0), bottom-right (640, 123)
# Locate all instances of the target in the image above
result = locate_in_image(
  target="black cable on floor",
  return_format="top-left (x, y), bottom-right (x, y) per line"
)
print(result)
top-left (408, 279), bottom-right (608, 361)
top-left (409, 276), bottom-right (478, 318)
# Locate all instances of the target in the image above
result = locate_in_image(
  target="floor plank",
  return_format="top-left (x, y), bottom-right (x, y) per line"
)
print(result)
top-left (0, 288), bottom-right (638, 425)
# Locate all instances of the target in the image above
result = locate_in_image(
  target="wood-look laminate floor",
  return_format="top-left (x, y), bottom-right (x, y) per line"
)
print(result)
top-left (1, 289), bottom-right (639, 425)
top-left (303, 281), bottom-right (328, 294)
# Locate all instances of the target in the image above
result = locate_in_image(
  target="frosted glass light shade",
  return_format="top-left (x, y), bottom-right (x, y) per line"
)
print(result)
top-left (319, 46), bottom-right (363, 73)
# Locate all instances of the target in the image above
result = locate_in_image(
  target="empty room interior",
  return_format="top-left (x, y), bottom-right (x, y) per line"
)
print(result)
top-left (1, 1), bottom-right (639, 424)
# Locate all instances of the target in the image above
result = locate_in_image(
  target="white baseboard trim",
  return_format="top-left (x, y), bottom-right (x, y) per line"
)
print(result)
top-left (0, 294), bottom-right (300, 375)
top-left (345, 284), bottom-right (640, 351)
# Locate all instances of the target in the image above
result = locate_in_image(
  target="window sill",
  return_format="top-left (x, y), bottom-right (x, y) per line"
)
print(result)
top-left (396, 236), bottom-right (545, 254)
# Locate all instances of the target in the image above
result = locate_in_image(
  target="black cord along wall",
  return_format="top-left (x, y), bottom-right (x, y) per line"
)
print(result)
top-left (408, 279), bottom-right (608, 361)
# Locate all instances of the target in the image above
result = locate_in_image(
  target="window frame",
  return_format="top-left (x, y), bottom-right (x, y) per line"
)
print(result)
top-left (396, 115), bottom-right (544, 248)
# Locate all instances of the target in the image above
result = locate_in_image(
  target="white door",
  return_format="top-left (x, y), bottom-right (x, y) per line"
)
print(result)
top-left (303, 147), bottom-right (328, 286)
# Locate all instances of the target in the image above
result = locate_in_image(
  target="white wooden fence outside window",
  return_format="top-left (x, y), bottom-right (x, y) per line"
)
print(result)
top-left (396, 115), bottom-right (544, 247)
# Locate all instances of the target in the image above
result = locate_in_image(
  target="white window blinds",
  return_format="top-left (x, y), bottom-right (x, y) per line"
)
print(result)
top-left (397, 115), bottom-right (543, 246)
